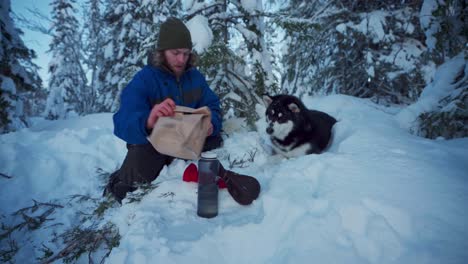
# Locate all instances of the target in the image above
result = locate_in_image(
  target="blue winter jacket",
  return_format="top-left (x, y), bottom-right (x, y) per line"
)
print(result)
top-left (113, 65), bottom-right (222, 144)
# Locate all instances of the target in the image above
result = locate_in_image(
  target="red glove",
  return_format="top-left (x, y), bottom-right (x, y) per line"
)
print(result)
top-left (147, 98), bottom-right (176, 129)
top-left (183, 163), bottom-right (226, 189)
top-left (182, 163), bottom-right (198, 182)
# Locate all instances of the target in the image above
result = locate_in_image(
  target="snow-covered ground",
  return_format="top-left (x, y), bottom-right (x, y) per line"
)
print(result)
top-left (1, 94), bottom-right (467, 264)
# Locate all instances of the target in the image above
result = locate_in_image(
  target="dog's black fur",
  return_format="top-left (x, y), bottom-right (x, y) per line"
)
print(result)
top-left (263, 94), bottom-right (337, 157)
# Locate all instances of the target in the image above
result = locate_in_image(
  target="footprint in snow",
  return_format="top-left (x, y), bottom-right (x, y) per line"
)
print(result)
top-left (337, 199), bottom-right (412, 263)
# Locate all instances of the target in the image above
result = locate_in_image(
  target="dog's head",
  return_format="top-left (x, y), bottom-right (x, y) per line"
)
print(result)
top-left (262, 94), bottom-right (305, 140)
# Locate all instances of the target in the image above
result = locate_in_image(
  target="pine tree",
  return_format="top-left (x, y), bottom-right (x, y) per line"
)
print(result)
top-left (420, 0), bottom-right (467, 63)
top-left (414, 0), bottom-right (467, 139)
top-left (279, 1), bottom-right (338, 96)
top-left (97, 0), bottom-right (181, 112)
top-left (45, 0), bottom-right (89, 119)
top-left (82, 0), bottom-right (106, 112)
top-left (187, 0), bottom-right (278, 129)
top-left (0, 0), bottom-right (43, 133)
top-left (281, 1), bottom-right (428, 105)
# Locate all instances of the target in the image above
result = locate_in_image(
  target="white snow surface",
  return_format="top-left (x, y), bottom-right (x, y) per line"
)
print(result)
top-left (1, 93), bottom-right (467, 263)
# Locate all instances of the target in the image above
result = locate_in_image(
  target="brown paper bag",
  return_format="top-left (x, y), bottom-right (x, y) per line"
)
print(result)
top-left (147, 106), bottom-right (211, 160)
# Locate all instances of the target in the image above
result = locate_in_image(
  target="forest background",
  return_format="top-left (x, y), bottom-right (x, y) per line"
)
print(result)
top-left (1, 0), bottom-right (467, 139)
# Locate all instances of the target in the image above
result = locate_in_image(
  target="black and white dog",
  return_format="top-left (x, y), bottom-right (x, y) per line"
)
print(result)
top-left (263, 94), bottom-right (337, 157)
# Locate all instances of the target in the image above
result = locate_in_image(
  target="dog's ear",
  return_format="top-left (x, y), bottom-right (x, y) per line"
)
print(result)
top-left (262, 95), bottom-right (273, 107)
top-left (288, 103), bottom-right (300, 113)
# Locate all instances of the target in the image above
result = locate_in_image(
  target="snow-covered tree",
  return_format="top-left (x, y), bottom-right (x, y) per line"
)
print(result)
top-left (414, 0), bottom-right (467, 139)
top-left (397, 52), bottom-right (467, 140)
top-left (420, 0), bottom-right (467, 63)
top-left (82, 0), bottom-right (106, 112)
top-left (281, 1), bottom-right (429, 105)
top-left (237, 0), bottom-right (278, 97)
top-left (0, 0), bottom-right (43, 133)
top-left (279, 1), bottom-right (341, 96)
top-left (186, 0), bottom-right (279, 129)
top-left (97, 0), bottom-right (181, 112)
top-left (416, 52), bottom-right (467, 139)
top-left (45, 0), bottom-right (89, 119)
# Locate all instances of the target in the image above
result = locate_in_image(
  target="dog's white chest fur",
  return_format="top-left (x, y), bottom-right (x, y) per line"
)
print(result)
top-left (271, 139), bottom-right (312, 158)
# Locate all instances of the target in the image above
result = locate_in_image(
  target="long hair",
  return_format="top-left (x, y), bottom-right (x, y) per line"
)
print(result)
top-left (149, 50), bottom-right (197, 69)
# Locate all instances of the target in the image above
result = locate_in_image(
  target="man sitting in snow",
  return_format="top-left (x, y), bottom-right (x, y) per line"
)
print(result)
top-left (104, 17), bottom-right (223, 203)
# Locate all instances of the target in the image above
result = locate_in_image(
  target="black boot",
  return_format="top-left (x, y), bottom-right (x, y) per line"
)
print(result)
top-left (103, 170), bottom-right (136, 204)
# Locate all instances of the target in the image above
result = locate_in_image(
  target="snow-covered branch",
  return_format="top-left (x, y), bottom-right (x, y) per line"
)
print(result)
top-left (12, 8), bottom-right (52, 35)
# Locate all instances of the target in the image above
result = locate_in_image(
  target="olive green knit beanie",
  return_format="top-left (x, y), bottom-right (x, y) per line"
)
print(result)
top-left (157, 17), bottom-right (193, 51)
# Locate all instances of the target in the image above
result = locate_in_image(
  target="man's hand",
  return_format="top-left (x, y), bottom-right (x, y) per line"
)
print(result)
top-left (146, 98), bottom-right (176, 129)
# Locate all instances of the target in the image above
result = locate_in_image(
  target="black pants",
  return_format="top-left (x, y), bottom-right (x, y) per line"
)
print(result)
top-left (105, 135), bottom-right (223, 202)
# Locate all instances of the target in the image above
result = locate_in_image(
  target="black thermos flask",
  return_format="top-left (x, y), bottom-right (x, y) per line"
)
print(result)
top-left (197, 151), bottom-right (219, 218)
